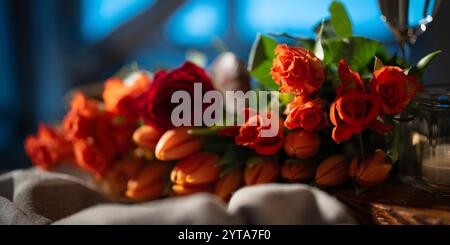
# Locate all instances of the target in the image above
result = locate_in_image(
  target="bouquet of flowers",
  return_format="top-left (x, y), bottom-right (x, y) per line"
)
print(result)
top-left (24, 1), bottom-right (440, 202)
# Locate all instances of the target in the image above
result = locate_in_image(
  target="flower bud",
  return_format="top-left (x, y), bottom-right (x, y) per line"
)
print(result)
top-left (101, 157), bottom-right (143, 198)
top-left (244, 157), bottom-right (280, 186)
top-left (284, 130), bottom-right (320, 159)
top-left (125, 162), bottom-right (171, 201)
top-left (349, 149), bottom-right (392, 187)
top-left (155, 127), bottom-right (204, 161)
top-left (315, 154), bottom-right (349, 187)
top-left (171, 152), bottom-right (221, 195)
top-left (133, 125), bottom-right (163, 150)
top-left (281, 158), bottom-right (315, 183)
top-left (214, 169), bottom-right (244, 201)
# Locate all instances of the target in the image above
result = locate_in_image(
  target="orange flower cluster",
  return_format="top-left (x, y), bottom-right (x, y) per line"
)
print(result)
top-left (271, 45), bottom-right (328, 133)
top-left (25, 72), bottom-right (151, 179)
top-left (24, 40), bottom-right (420, 202)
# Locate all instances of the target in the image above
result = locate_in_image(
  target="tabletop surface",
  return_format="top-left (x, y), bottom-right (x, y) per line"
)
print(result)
top-left (331, 178), bottom-right (450, 225)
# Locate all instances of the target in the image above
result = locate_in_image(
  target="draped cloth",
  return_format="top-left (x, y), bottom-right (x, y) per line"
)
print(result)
top-left (0, 169), bottom-right (355, 225)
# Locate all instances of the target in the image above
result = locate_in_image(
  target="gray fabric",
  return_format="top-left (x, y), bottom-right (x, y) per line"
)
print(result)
top-left (0, 169), bottom-right (356, 225)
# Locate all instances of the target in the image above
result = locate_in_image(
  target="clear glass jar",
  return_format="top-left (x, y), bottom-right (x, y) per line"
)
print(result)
top-left (399, 87), bottom-right (450, 196)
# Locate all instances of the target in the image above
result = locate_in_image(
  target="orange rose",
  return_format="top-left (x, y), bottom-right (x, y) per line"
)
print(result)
top-left (235, 110), bottom-right (284, 156)
top-left (315, 154), bottom-right (349, 187)
top-left (126, 162), bottom-right (171, 201)
top-left (171, 152), bottom-right (221, 195)
top-left (349, 149), bottom-right (392, 187)
top-left (103, 72), bottom-right (151, 121)
top-left (155, 127), bottom-right (204, 161)
top-left (283, 130), bottom-right (320, 159)
top-left (24, 124), bottom-right (73, 170)
top-left (215, 169), bottom-right (244, 201)
top-left (281, 158), bottom-right (315, 183)
top-left (330, 60), bottom-right (392, 143)
top-left (244, 157), bottom-right (280, 186)
top-left (133, 125), bottom-right (163, 150)
top-left (63, 92), bottom-right (101, 140)
top-left (370, 66), bottom-right (423, 115)
top-left (284, 96), bottom-right (327, 131)
top-left (270, 44), bottom-right (325, 95)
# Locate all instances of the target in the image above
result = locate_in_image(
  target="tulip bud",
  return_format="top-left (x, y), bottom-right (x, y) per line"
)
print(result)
top-left (101, 157), bottom-right (143, 198)
top-left (214, 169), bottom-right (244, 201)
top-left (125, 162), bottom-right (171, 201)
top-left (155, 127), bottom-right (204, 161)
top-left (244, 157), bottom-right (280, 186)
top-left (284, 130), bottom-right (321, 159)
top-left (171, 152), bottom-right (221, 195)
top-left (281, 158), bottom-right (315, 183)
top-left (315, 154), bottom-right (349, 187)
top-left (349, 149), bottom-right (392, 187)
top-left (133, 125), bottom-right (163, 150)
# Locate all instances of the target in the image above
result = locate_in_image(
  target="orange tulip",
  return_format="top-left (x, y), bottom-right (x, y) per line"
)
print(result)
top-left (244, 157), bottom-right (280, 186)
top-left (284, 130), bottom-right (321, 159)
top-left (214, 169), bottom-right (244, 201)
top-left (171, 152), bottom-right (221, 195)
top-left (349, 149), bottom-right (392, 187)
top-left (172, 184), bottom-right (214, 196)
top-left (315, 154), bottom-right (349, 187)
top-left (155, 127), bottom-right (204, 161)
top-left (133, 125), bottom-right (163, 150)
top-left (126, 162), bottom-right (171, 201)
top-left (101, 157), bottom-right (143, 197)
top-left (281, 158), bottom-right (315, 183)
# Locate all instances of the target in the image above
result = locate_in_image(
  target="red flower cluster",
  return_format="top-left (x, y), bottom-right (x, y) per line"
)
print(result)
top-left (24, 124), bottom-right (73, 170)
top-left (25, 71), bottom-right (151, 178)
top-left (330, 60), bottom-right (421, 143)
top-left (63, 92), bottom-right (136, 177)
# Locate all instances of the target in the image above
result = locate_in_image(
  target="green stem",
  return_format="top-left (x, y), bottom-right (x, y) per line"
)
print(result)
top-left (187, 126), bottom-right (226, 136)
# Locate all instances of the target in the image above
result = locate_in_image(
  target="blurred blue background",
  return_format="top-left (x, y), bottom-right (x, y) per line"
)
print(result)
top-left (0, 0), bottom-right (448, 170)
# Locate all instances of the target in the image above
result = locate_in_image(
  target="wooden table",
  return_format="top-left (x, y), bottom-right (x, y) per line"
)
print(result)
top-left (331, 178), bottom-right (450, 224)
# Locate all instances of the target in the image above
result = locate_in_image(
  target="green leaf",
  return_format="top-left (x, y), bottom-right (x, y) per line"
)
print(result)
top-left (278, 92), bottom-right (295, 106)
top-left (248, 34), bottom-right (279, 90)
top-left (314, 19), bottom-right (325, 61)
top-left (373, 56), bottom-right (384, 71)
top-left (323, 36), bottom-right (388, 72)
top-left (416, 50), bottom-right (442, 71)
top-left (329, 1), bottom-right (353, 38)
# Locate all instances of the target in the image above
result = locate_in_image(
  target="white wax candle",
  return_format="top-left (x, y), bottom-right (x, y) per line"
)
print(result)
top-left (422, 144), bottom-right (450, 186)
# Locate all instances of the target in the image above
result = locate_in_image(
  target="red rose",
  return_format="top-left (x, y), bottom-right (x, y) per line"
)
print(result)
top-left (235, 109), bottom-right (284, 155)
top-left (330, 60), bottom-right (392, 143)
top-left (370, 66), bottom-right (423, 115)
top-left (270, 44), bottom-right (325, 95)
top-left (102, 71), bottom-right (151, 121)
top-left (284, 96), bottom-right (328, 132)
top-left (138, 62), bottom-right (215, 130)
top-left (24, 124), bottom-right (73, 170)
